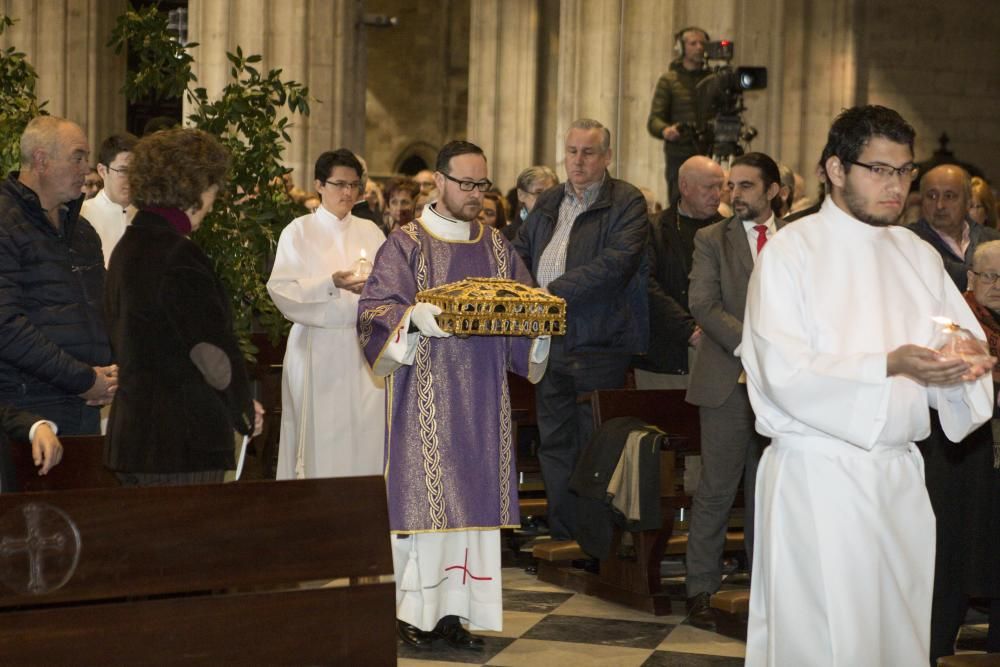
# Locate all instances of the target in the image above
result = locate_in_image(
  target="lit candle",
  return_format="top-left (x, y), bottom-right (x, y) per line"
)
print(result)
top-left (352, 248), bottom-right (372, 278)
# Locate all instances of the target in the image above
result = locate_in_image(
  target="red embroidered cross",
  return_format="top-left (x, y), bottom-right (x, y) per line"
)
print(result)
top-left (444, 548), bottom-right (493, 585)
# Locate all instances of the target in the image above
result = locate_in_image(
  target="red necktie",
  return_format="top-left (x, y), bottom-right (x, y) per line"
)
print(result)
top-left (754, 224), bottom-right (768, 254)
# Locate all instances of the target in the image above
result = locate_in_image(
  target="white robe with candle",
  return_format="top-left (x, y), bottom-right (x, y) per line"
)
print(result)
top-left (740, 198), bottom-right (993, 667)
top-left (267, 205), bottom-right (386, 479)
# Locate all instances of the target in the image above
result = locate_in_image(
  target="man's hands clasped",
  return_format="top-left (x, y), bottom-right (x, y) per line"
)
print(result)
top-left (80, 364), bottom-right (118, 406)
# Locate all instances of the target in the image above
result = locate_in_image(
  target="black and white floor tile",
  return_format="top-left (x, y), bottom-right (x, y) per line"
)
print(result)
top-left (397, 567), bottom-right (991, 666)
top-left (396, 568), bottom-right (745, 666)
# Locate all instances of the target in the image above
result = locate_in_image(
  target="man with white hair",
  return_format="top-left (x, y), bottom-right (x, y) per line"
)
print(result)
top-left (0, 116), bottom-right (117, 442)
top-left (515, 118), bottom-right (649, 543)
top-left (635, 155), bottom-right (724, 389)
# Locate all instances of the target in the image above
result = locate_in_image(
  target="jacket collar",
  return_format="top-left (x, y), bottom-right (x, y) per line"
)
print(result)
top-left (3, 172), bottom-right (84, 236)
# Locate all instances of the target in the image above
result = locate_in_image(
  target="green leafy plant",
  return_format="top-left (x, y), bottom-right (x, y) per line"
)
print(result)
top-left (110, 6), bottom-right (310, 360)
top-left (0, 15), bottom-right (47, 175)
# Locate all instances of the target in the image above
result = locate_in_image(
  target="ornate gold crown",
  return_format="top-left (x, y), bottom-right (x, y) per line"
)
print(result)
top-left (416, 278), bottom-right (566, 337)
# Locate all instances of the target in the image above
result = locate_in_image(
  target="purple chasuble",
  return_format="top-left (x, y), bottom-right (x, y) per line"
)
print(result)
top-left (358, 220), bottom-right (535, 533)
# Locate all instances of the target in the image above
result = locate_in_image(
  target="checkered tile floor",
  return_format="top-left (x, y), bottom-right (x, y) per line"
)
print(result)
top-left (396, 566), bottom-right (992, 666)
top-left (397, 567), bottom-right (745, 666)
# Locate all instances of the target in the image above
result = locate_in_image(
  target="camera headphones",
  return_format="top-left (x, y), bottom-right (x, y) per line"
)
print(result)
top-left (672, 26), bottom-right (710, 59)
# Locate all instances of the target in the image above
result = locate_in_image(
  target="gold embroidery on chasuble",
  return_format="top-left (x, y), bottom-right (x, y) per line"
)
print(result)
top-left (402, 223), bottom-right (446, 529)
top-left (490, 227), bottom-right (508, 279)
top-left (489, 227), bottom-right (514, 525)
top-left (359, 304), bottom-right (392, 348)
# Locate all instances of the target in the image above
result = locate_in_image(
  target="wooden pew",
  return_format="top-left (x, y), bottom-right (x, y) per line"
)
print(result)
top-left (534, 388), bottom-right (702, 615)
top-left (0, 476), bottom-right (395, 665)
top-left (9, 435), bottom-right (119, 493)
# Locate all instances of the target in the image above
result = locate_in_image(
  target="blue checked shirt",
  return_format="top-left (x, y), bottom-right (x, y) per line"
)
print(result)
top-left (536, 178), bottom-right (604, 288)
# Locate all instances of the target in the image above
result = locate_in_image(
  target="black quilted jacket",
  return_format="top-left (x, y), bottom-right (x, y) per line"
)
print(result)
top-left (0, 174), bottom-right (111, 399)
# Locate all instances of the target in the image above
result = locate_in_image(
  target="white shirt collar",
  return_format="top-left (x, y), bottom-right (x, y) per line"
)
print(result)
top-left (95, 189), bottom-right (134, 213)
top-left (316, 203), bottom-right (350, 226)
top-left (418, 202), bottom-right (474, 241)
top-left (742, 213), bottom-right (777, 232)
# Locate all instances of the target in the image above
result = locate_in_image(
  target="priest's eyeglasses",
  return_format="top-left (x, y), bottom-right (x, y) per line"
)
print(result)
top-left (844, 159), bottom-right (918, 182)
top-left (107, 165), bottom-right (129, 176)
top-left (971, 271), bottom-right (1000, 285)
top-left (440, 172), bottom-right (493, 192)
top-left (324, 180), bottom-right (362, 191)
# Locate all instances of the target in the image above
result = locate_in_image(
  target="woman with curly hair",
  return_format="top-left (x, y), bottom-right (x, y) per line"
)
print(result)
top-left (103, 128), bottom-right (262, 486)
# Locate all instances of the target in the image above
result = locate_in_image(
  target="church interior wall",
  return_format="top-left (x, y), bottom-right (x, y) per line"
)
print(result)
top-left (1, 0), bottom-right (997, 197)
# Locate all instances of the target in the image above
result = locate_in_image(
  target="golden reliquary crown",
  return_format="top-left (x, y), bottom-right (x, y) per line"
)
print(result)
top-left (416, 278), bottom-right (566, 337)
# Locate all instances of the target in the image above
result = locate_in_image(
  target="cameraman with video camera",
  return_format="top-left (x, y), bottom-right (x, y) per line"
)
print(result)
top-left (647, 27), bottom-right (713, 204)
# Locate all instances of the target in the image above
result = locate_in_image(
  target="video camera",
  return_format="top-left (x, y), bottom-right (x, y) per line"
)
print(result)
top-left (694, 40), bottom-right (767, 164)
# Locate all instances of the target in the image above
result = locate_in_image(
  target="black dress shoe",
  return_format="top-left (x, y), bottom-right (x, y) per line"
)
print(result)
top-left (435, 617), bottom-right (485, 650)
top-left (397, 620), bottom-right (436, 648)
top-left (685, 591), bottom-right (716, 631)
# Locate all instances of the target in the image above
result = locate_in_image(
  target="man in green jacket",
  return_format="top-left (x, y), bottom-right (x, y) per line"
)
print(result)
top-left (647, 27), bottom-right (713, 203)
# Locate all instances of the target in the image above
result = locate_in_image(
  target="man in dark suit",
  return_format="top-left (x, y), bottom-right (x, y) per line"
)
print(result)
top-left (908, 164), bottom-right (1000, 291)
top-left (684, 152), bottom-right (787, 628)
top-left (635, 156), bottom-right (724, 389)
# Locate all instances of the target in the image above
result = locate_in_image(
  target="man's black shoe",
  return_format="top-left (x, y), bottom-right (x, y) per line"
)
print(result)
top-left (435, 617), bottom-right (485, 650)
top-left (685, 591), bottom-right (716, 631)
top-left (397, 620), bottom-right (435, 648)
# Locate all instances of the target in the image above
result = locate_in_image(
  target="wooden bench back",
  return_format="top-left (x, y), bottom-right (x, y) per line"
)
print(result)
top-left (0, 477), bottom-right (395, 664)
top-left (9, 435), bottom-right (119, 493)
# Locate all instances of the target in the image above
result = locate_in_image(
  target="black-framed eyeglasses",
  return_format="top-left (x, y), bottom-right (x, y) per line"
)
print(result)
top-left (844, 159), bottom-right (918, 182)
top-left (324, 180), bottom-right (362, 191)
top-left (107, 165), bottom-right (130, 176)
top-left (440, 172), bottom-right (492, 192)
top-left (971, 271), bottom-right (1000, 285)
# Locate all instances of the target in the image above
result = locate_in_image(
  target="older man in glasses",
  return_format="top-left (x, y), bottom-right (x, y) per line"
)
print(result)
top-left (358, 140), bottom-right (549, 651)
top-left (908, 164), bottom-right (1000, 291)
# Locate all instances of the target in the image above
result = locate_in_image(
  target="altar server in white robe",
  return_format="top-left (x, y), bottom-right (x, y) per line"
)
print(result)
top-left (268, 149), bottom-right (385, 479)
top-left (740, 105), bottom-right (994, 667)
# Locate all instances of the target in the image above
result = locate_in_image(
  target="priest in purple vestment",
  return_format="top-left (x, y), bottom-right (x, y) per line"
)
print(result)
top-left (358, 141), bottom-right (549, 651)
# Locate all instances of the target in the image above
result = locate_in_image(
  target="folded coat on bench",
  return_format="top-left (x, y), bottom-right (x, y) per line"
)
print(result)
top-left (569, 416), bottom-right (663, 559)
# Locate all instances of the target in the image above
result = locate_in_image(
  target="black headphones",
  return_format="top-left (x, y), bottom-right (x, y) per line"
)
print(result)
top-left (673, 26), bottom-right (710, 59)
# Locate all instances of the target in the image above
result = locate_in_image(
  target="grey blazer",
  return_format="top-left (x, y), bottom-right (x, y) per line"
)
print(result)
top-left (685, 215), bottom-right (788, 408)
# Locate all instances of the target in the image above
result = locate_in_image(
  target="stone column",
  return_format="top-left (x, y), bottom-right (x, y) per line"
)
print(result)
top-left (778, 0), bottom-right (859, 196)
top-left (1, 0), bottom-right (128, 154)
top-left (553, 0), bottom-right (622, 172)
top-left (549, 0), bottom-right (695, 204)
top-left (187, 0), bottom-right (366, 187)
top-left (467, 0), bottom-right (540, 191)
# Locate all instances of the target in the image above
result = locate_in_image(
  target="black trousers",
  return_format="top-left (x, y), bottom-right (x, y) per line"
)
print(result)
top-left (534, 339), bottom-right (630, 541)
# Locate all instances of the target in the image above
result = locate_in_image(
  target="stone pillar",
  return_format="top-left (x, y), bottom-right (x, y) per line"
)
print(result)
top-left (467, 0), bottom-right (540, 191)
top-left (617, 0), bottom-right (679, 204)
top-left (187, 0), bottom-right (366, 187)
top-left (1, 0), bottom-right (128, 155)
top-left (549, 0), bottom-right (693, 203)
top-left (553, 0), bottom-right (622, 174)
top-left (778, 0), bottom-right (859, 196)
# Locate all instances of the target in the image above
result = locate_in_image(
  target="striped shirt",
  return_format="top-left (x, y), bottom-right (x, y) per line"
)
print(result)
top-left (536, 178), bottom-right (604, 288)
